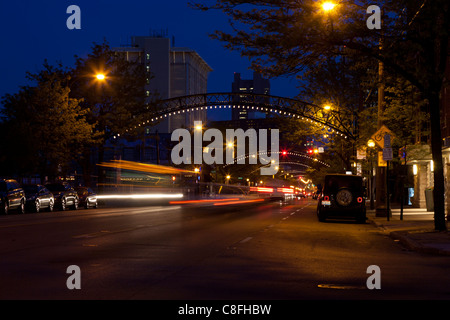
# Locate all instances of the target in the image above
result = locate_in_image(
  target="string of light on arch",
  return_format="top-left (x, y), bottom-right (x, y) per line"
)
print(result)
top-left (112, 103), bottom-right (349, 140)
top-left (223, 150), bottom-right (330, 168)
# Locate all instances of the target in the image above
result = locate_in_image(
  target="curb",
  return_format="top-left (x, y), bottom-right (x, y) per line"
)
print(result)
top-left (389, 230), bottom-right (450, 256)
top-left (368, 217), bottom-right (450, 256)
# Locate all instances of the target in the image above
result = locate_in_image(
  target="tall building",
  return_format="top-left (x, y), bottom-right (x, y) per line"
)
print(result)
top-left (114, 35), bottom-right (212, 133)
top-left (231, 72), bottom-right (270, 120)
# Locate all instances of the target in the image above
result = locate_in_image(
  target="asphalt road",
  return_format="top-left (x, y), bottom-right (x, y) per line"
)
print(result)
top-left (0, 198), bottom-right (449, 300)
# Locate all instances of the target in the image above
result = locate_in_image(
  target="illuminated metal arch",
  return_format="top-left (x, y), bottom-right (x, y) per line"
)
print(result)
top-left (224, 151), bottom-right (330, 168)
top-left (120, 92), bottom-right (354, 139)
top-left (247, 160), bottom-right (313, 175)
top-left (277, 161), bottom-right (313, 174)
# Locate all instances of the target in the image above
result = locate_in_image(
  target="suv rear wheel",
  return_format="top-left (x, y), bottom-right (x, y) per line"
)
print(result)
top-left (317, 206), bottom-right (327, 222)
top-left (356, 208), bottom-right (367, 224)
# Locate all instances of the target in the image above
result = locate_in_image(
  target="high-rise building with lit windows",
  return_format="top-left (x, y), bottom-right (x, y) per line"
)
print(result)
top-left (109, 33), bottom-right (212, 164)
top-left (231, 72), bottom-right (270, 120)
top-left (114, 34), bottom-right (212, 133)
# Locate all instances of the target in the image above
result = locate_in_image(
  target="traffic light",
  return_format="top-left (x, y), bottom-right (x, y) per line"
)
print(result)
top-left (282, 150), bottom-right (287, 156)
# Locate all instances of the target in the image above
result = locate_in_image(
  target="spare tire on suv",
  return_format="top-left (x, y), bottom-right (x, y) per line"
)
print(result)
top-left (317, 174), bottom-right (366, 223)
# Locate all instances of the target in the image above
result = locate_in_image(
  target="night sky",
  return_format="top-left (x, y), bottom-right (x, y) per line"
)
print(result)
top-left (0, 0), bottom-right (298, 121)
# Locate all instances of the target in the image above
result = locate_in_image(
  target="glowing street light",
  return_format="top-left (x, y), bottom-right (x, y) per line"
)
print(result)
top-left (322, 2), bottom-right (336, 12)
top-left (367, 139), bottom-right (375, 148)
top-left (96, 73), bottom-right (106, 80)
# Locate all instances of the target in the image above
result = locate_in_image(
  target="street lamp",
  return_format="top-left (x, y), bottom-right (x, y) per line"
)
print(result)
top-left (194, 167), bottom-right (200, 196)
top-left (319, 2), bottom-right (386, 216)
top-left (96, 73), bottom-right (106, 81)
top-left (367, 139), bottom-right (376, 209)
top-left (321, 2), bottom-right (336, 12)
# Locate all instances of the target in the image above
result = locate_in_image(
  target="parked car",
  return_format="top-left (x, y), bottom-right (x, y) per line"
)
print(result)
top-left (317, 174), bottom-right (366, 223)
top-left (0, 179), bottom-right (25, 214)
top-left (45, 182), bottom-right (79, 211)
top-left (75, 186), bottom-right (98, 209)
top-left (23, 184), bottom-right (54, 213)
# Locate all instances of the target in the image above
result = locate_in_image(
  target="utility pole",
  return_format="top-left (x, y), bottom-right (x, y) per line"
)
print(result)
top-left (375, 14), bottom-right (388, 217)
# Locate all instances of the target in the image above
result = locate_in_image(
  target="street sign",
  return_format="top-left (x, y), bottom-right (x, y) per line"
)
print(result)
top-left (382, 147), bottom-right (393, 161)
top-left (378, 151), bottom-right (387, 167)
top-left (371, 125), bottom-right (395, 149)
top-left (357, 148), bottom-right (366, 160)
top-left (384, 134), bottom-right (391, 148)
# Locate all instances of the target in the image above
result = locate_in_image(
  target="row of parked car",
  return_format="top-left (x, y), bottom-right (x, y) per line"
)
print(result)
top-left (0, 179), bottom-right (98, 214)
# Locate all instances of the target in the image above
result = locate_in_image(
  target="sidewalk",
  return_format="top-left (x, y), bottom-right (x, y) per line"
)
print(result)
top-left (367, 205), bottom-right (450, 256)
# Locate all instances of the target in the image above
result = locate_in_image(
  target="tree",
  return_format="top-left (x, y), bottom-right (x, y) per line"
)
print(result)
top-left (192, 0), bottom-right (449, 230)
top-left (0, 62), bottom-right (97, 179)
top-left (69, 42), bottom-right (159, 186)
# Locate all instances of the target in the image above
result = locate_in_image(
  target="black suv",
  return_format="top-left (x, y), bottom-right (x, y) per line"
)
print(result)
top-left (0, 179), bottom-right (26, 214)
top-left (317, 174), bottom-right (366, 223)
top-left (45, 182), bottom-right (79, 211)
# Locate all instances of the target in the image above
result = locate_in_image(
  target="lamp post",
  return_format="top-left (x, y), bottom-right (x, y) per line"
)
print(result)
top-left (194, 167), bottom-right (200, 196)
top-left (367, 139), bottom-right (376, 210)
top-left (319, 2), bottom-right (386, 215)
top-left (375, 11), bottom-right (387, 217)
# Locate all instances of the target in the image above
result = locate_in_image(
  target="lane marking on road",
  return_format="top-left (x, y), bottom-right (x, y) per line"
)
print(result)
top-left (72, 230), bottom-right (111, 239)
top-left (72, 225), bottom-right (154, 239)
top-left (239, 237), bottom-right (253, 244)
top-left (318, 284), bottom-right (367, 290)
top-left (0, 206), bottom-right (182, 229)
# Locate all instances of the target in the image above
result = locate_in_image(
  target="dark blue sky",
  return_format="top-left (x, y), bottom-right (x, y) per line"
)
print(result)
top-left (0, 0), bottom-right (298, 119)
